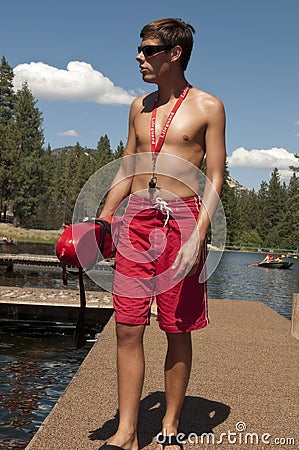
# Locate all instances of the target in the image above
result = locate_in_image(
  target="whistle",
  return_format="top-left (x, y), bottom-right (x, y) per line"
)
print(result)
top-left (149, 179), bottom-right (156, 189)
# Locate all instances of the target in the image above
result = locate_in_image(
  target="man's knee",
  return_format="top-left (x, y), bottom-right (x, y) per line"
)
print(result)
top-left (116, 323), bottom-right (145, 347)
top-left (166, 331), bottom-right (192, 352)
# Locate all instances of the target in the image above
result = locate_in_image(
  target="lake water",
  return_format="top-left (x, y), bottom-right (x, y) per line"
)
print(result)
top-left (208, 251), bottom-right (298, 319)
top-left (0, 331), bottom-right (92, 449)
top-left (0, 250), bottom-right (298, 448)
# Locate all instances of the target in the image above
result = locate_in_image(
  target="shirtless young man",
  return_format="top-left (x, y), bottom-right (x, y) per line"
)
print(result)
top-left (99, 18), bottom-right (226, 450)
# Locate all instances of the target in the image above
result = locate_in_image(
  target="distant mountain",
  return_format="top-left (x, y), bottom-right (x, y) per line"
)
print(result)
top-left (51, 146), bottom-right (94, 156)
top-left (226, 175), bottom-right (249, 194)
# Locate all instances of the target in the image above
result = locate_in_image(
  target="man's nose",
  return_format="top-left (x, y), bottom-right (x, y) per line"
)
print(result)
top-left (136, 50), bottom-right (144, 61)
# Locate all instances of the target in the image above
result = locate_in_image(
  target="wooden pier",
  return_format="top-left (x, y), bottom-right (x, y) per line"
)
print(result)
top-left (0, 255), bottom-right (115, 325)
top-left (0, 253), bottom-right (114, 270)
top-left (0, 285), bottom-right (113, 326)
top-left (25, 299), bottom-right (299, 450)
top-left (0, 253), bottom-right (62, 269)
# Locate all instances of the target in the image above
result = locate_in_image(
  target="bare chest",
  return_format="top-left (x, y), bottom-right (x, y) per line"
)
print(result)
top-left (134, 104), bottom-right (206, 159)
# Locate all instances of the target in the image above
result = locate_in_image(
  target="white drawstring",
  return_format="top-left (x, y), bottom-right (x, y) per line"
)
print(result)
top-left (154, 197), bottom-right (173, 227)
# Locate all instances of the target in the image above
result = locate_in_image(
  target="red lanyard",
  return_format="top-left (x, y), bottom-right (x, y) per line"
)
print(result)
top-left (150, 84), bottom-right (190, 160)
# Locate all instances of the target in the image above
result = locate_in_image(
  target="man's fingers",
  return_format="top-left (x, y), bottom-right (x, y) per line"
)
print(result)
top-left (186, 262), bottom-right (199, 277)
top-left (173, 252), bottom-right (201, 280)
top-left (171, 250), bottom-right (182, 270)
top-left (173, 258), bottom-right (192, 280)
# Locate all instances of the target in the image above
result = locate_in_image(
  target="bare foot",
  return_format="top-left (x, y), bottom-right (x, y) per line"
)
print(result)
top-left (104, 430), bottom-right (138, 450)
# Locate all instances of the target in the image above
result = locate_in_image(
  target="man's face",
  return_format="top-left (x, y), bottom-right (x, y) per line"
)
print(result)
top-left (136, 38), bottom-right (172, 83)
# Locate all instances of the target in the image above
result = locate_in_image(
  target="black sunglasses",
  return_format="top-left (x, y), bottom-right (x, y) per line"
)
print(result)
top-left (137, 45), bottom-right (172, 58)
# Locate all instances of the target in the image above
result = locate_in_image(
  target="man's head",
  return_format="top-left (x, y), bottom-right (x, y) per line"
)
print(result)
top-left (139, 18), bottom-right (195, 72)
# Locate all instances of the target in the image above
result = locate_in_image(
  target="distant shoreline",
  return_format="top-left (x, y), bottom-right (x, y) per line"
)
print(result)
top-left (1, 223), bottom-right (298, 255)
top-left (0, 223), bottom-right (61, 244)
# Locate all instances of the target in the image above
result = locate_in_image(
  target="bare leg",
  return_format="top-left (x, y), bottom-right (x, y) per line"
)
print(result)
top-left (107, 323), bottom-right (145, 450)
top-left (157, 332), bottom-right (192, 448)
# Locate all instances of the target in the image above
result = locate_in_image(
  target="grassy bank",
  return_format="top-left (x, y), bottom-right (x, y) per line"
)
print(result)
top-left (0, 223), bottom-right (62, 244)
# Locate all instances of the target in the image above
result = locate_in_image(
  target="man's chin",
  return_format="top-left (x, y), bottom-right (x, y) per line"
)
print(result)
top-left (141, 74), bottom-right (157, 84)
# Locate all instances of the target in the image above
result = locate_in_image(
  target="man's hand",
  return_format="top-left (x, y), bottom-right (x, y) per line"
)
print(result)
top-left (98, 215), bottom-right (113, 224)
top-left (172, 227), bottom-right (203, 280)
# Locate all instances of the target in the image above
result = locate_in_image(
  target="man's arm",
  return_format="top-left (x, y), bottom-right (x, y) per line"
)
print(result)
top-left (99, 98), bottom-right (139, 218)
top-left (172, 97), bottom-right (226, 279)
top-left (196, 97), bottom-right (226, 242)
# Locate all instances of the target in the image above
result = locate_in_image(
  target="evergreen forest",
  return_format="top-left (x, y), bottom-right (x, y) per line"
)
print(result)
top-left (1, 56), bottom-right (298, 251)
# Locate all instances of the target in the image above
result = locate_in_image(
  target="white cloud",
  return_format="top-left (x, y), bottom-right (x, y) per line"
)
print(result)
top-left (58, 130), bottom-right (79, 137)
top-left (227, 147), bottom-right (297, 169)
top-left (279, 169), bottom-right (296, 183)
top-left (13, 61), bottom-right (135, 105)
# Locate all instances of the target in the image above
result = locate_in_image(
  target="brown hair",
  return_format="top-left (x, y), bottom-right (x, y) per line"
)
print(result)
top-left (140, 18), bottom-right (195, 71)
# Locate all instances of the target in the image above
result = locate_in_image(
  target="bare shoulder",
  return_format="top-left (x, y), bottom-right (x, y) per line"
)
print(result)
top-left (130, 95), bottom-right (143, 113)
top-left (128, 93), bottom-right (156, 124)
top-left (190, 86), bottom-right (225, 120)
top-left (132, 91), bottom-right (156, 110)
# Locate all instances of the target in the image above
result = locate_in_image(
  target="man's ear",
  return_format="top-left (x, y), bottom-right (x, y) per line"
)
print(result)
top-left (170, 45), bottom-right (182, 63)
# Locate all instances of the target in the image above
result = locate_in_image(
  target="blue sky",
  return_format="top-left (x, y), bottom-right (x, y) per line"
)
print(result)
top-left (1, 0), bottom-right (298, 189)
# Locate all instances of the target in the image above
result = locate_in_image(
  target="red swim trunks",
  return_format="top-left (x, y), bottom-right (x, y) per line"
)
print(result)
top-left (112, 194), bottom-right (209, 333)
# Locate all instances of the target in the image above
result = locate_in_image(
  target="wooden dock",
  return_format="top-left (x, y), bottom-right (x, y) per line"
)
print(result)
top-left (25, 299), bottom-right (299, 450)
top-left (0, 253), bottom-right (62, 268)
top-left (0, 285), bottom-right (113, 326)
top-left (0, 254), bottom-right (115, 325)
top-left (0, 253), bottom-right (114, 270)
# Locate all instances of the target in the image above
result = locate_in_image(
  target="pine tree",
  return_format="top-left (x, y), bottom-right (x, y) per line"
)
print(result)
top-left (289, 153), bottom-right (299, 173)
top-left (114, 140), bottom-right (125, 159)
top-left (286, 173), bottom-right (299, 249)
top-left (95, 134), bottom-right (114, 167)
top-left (259, 168), bottom-right (287, 246)
top-left (220, 162), bottom-right (238, 245)
top-left (71, 144), bottom-right (95, 221)
top-left (0, 56), bottom-right (16, 221)
top-left (266, 169), bottom-right (286, 243)
top-left (256, 181), bottom-right (269, 242)
top-left (237, 190), bottom-right (261, 247)
top-left (49, 147), bottom-right (70, 227)
top-left (13, 82), bottom-right (46, 226)
top-left (61, 145), bottom-right (81, 223)
top-left (0, 119), bottom-right (19, 221)
top-left (0, 56), bottom-right (15, 124)
top-left (33, 145), bottom-right (63, 229)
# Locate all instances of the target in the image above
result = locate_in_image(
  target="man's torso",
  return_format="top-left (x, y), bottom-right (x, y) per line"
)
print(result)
top-left (130, 86), bottom-right (213, 198)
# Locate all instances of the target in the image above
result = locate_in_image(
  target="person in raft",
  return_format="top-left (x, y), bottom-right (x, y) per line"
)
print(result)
top-left (98, 17), bottom-right (226, 450)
